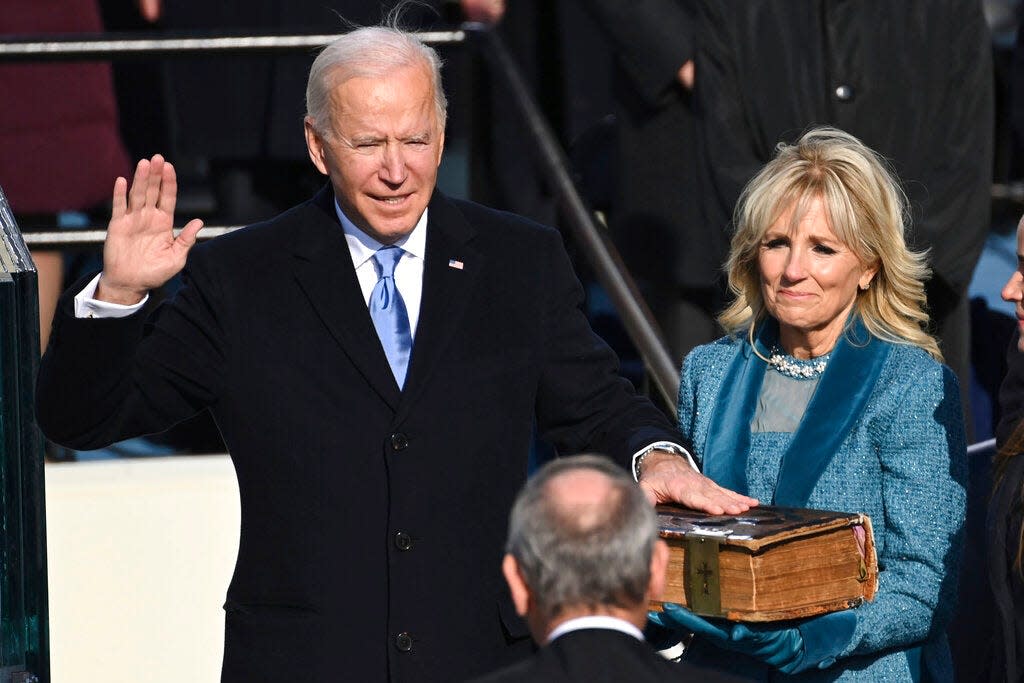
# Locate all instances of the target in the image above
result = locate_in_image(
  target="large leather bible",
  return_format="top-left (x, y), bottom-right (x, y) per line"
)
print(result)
top-left (652, 505), bottom-right (878, 622)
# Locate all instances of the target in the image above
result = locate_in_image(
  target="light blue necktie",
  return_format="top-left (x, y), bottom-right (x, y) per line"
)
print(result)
top-left (369, 245), bottom-right (412, 388)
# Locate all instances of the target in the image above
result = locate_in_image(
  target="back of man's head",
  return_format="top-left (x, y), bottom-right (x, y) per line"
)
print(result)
top-left (505, 455), bottom-right (660, 628)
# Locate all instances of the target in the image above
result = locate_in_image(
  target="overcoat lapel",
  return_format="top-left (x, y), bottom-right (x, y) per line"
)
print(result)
top-left (292, 187), bottom-right (402, 410)
top-left (701, 329), bottom-right (770, 494)
top-left (396, 192), bottom-right (480, 421)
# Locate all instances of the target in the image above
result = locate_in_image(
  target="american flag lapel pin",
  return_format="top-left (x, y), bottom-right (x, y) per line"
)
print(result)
top-left (448, 258), bottom-right (464, 270)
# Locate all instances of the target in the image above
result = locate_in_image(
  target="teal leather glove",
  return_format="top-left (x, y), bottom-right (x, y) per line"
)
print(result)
top-left (647, 602), bottom-right (857, 674)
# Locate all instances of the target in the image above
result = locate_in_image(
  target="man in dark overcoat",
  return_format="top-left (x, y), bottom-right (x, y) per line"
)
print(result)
top-left (35, 22), bottom-right (752, 683)
top-left (578, 0), bottom-right (721, 364)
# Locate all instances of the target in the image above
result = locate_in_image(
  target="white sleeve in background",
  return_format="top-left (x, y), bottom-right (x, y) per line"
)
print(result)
top-left (74, 273), bottom-right (149, 319)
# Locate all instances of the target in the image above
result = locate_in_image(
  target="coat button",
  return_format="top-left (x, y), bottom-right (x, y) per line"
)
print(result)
top-left (395, 632), bottom-right (413, 652)
top-left (395, 532), bottom-right (412, 551)
top-left (390, 433), bottom-right (409, 451)
top-left (834, 84), bottom-right (854, 101)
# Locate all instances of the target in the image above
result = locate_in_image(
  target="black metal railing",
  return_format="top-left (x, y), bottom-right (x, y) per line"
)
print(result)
top-left (0, 30), bottom-right (466, 60)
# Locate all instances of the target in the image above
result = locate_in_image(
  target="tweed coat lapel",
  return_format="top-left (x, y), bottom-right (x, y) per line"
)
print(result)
top-left (396, 192), bottom-right (481, 421)
top-left (292, 186), bottom-right (402, 411)
top-left (703, 317), bottom-right (891, 507)
top-left (772, 320), bottom-right (891, 506)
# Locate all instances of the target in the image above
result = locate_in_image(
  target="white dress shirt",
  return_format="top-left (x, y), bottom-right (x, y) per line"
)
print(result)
top-left (546, 615), bottom-right (645, 644)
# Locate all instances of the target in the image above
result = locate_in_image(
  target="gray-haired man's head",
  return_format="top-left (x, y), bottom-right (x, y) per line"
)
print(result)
top-left (502, 455), bottom-right (668, 639)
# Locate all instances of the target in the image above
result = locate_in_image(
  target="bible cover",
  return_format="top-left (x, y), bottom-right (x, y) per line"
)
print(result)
top-left (652, 504), bottom-right (877, 622)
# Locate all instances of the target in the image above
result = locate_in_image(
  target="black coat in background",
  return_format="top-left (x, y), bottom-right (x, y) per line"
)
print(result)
top-left (467, 629), bottom-right (680, 683)
top-left (985, 453), bottom-right (1024, 682)
top-left (576, 0), bottom-right (722, 362)
top-left (575, 0), bottom-right (709, 289)
top-left (693, 0), bottom-right (993, 409)
top-left (35, 187), bottom-right (685, 682)
top-left (985, 330), bottom-right (1024, 682)
top-left (999, 330), bottom-right (1024, 449)
top-left (951, 328), bottom-right (1024, 682)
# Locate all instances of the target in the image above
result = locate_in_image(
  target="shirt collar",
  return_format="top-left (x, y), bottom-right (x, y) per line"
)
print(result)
top-left (546, 615), bottom-right (644, 644)
top-left (334, 199), bottom-right (428, 267)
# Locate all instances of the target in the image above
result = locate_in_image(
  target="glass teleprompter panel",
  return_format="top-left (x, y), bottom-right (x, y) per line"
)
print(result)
top-left (0, 186), bottom-right (48, 683)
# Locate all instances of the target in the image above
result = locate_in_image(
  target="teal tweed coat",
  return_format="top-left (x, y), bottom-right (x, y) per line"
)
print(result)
top-left (677, 334), bottom-right (967, 681)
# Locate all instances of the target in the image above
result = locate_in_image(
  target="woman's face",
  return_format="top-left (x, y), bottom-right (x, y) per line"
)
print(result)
top-left (758, 196), bottom-right (876, 358)
top-left (1001, 216), bottom-right (1024, 352)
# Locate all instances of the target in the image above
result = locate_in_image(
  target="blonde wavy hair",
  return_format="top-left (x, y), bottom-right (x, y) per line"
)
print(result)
top-left (718, 127), bottom-right (941, 361)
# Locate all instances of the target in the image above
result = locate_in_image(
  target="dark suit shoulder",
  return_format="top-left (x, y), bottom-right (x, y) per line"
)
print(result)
top-left (427, 194), bottom-right (571, 289)
top-left (438, 195), bottom-right (565, 257)
top-left (446, 196), bottom-right (555, 233)
top-left (467, 630), bottom-right (678, 683)
top-left (186, 192), bottom-right (343, 287)
top-left (194, 195), bottom-right (332, 258)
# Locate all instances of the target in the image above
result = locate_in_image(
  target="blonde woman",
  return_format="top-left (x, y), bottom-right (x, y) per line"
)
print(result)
top-left (651, 127), bottom-right (966, 681)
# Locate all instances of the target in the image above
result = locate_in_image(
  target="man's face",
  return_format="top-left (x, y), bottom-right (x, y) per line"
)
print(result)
top-left (305, 63), bottom-right (444, 244)
top-left (1001, 216), bottom-right (1024, 351)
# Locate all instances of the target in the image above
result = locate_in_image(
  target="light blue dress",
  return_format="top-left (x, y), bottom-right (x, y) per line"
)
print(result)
top-left (678, 332), bottom-right (967, 681)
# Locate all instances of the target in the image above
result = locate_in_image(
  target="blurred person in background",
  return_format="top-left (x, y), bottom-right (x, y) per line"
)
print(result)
top-left (986, 212), bottom-right (1024, 681)
top-left (578, 0), bottom-right (719, 366)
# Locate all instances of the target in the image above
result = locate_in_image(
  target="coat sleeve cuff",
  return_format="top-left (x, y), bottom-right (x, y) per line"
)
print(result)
top-left (631, 442), bottom-right (698, 481)
top-left (74, 272), bottom-right (149, 318)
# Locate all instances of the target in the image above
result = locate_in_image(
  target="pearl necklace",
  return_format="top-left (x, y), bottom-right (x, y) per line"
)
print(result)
top-left (768, 348), bottom-right (830, 379)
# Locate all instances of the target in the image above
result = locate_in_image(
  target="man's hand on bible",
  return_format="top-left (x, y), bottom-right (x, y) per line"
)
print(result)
top-left (97, 155), bottom-right (203, 305)
top-left (637, 450), bottom-right (757, 515)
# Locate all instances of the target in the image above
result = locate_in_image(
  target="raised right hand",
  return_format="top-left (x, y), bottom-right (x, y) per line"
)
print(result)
top-left (96, 155), bottom-right (203, 305)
